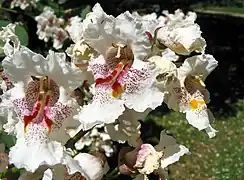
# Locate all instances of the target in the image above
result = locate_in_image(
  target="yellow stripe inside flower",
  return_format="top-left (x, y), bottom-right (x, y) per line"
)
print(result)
top-left (24, 76), bottom-right (56, 133)
top-left (96, 62), bottom-right (128, 99)
top-left (111, 81), bottom-right (124, 98)
top-left (96, 43), bottom-right (134, 99)
top-left (190, 99), bottom-right (205, 110)
top-left (192, 75), bottom-right (205, 87)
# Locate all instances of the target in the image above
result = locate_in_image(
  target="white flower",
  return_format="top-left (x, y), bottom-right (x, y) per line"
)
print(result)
top-left (78, 4), bottom-right (164, 129)
top-left (1, 48), bottom-right (83, 172)
top-left (156, 9), bottom-right (206, 55)
top-left (148, 55), bottom-right (178, 91)
top-left (79, 55), bottom-right (164, 130)
top-left (164, 54), bottom-right (218, 138)
top-left (124, 131), bottom-right (189, 178)
top-left (0, 23), bottom-right (20, 57)
top-left (67, 125), bottom-right (116, 157)
top-left (71, 153), bottom-right (109, 180)
top-left (154, 131), bottom-right (190, 169)
top-left (10, 0), bottom-right (39, 9)
top-left (66, 16), bottom-right (84, 43)
top-left (35, 7), bottom-right (69, 49)
top-left (105, 108), bottom-right (150, 147)
top-left (83, 3), bottom-right (151, 60)
top-left (65, 16), bottom-right (97, 74)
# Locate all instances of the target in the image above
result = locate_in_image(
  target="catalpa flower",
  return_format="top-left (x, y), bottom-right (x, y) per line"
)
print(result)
top-left (106, 108), bottom-right (150, 147)
top-left (82, 3), bottom-right (151, 61)
top-left (156, 9), bottom-right (206, 55)
top-left (35, 7), bottom-right (69, 49)
top-left (0, 23), bottom-right (20, 57)
top-left (78, 3), bottom-right (164, 130)
top-left (119, 131), bottom-right (189, 178)
top-left (161, 54), bottom-right (218, 137)
top-left (1, 48), bottom-right (83, 172)
top-left (79, 54), bottom-right (164, 130)
top-left (10, 0), bottom-right (39, 10)
top-left (66, 16), bottom-right (97, 71)
top-left (19, 152), bottom-right (109, 180)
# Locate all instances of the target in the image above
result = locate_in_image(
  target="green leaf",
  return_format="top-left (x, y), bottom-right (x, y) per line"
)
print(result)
top-left (80, 5), bottom-right (91, 19)
top-left (0, 133), bottom-right (16, 149)
top-left (0, 20), bottom-right (29, 46)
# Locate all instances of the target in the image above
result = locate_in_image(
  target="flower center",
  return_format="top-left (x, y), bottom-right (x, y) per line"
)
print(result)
top-left (95, 62), bottom-right (130, 98)
top-left (24, 76), bottom-right (59, 133)
top-left (72, 41), bottom-right (93, 69)
top-left (184, 75), bottom-right (206, 95)
top-left (95, 43), bottom-right (134, 98)
top-left (189, 98), bottom-right (205, 110)
top-left (105, 43), bottom-right (134, 70)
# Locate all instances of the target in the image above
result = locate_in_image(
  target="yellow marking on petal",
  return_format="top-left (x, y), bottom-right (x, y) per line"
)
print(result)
top-left (195, 75), bottom-right (205, 87)
top-left (111, 81), bottom-right (123, 98)
top-left (190, 99), bottom-right (205, 110)
top-left (23, 76), bottom-right (53, 133)
top-left (24, 126), bottom-right (27, 134)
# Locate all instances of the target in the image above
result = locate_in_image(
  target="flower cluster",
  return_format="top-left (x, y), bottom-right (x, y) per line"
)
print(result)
top-left (35, 7), bottom-right (69, 49)
top-left (0, 3), bottom-right (218, 180)
top-left (10, 0), bottom-right (39, 10)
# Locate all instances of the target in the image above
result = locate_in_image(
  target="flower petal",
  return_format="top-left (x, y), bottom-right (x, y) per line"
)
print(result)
top-left (179, 54), bottom-right (218, 81)
top-left (74, 153), bottom-right (109, 180)
top-left (9, 123), bottom-right (64, 172)
top-left (121, 60), bottom-right (164, 112)
top-left (79, 85), bottom-right (125, 130)
top-left (106, 108), bottom-right (150, 147)
top-left (160, 145), bottom-right (189, 168)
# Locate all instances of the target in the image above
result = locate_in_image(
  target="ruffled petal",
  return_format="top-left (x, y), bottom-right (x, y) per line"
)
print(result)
top-left (83, 3), bottom-right (116, 56)
top-left (3, 48), bottom-right (84, 93)
top-left (66, 16), bottom-right (84, 43)
top-left (78, 85), bottom-right (125, 130)
top-left (9, 123), bottom-right (64, 172)
top-left (121, 60), bottom-right (164, 112)
top-left (185, 108), bottom-right (217, 138)
top-left (74, 153), bottom-right (109, 180)
top-left (105, 108), bottom-right (150, 147)
top-left (160, 145), bottom-right (190, 168)
top-left (83, 3), bottom-right (150, 60)
top-left (155, 131), bottom-right (190, 168)
top-left (157, 10), bottom-right (206, 55)
top-left (179, 54), bottom-right (218, 81)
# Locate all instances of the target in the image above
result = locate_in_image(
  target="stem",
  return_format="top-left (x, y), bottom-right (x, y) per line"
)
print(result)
top-left (0, 7), bottom-right (17, 13)
top-left (104, 167), bottom-right (120, 179)
top-left (65, 127), bottom-right (94, 149)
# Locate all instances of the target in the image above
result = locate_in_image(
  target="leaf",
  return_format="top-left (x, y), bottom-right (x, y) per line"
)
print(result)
top-left (0, 132), bottom-right (16, 149)
top-left (0, 20), bottom-right (29, 46)
top-left (80, 5), bottom-right (91, 19)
